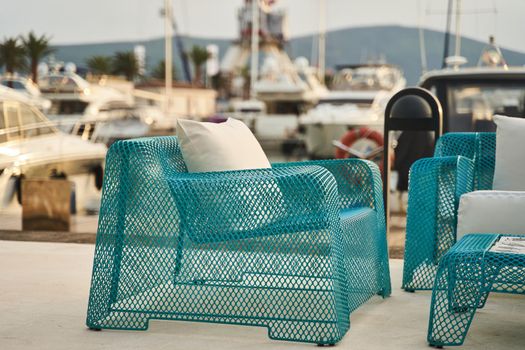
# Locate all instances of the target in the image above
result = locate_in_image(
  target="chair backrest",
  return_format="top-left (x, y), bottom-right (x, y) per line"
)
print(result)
top-left (155, 136), bottom-right (188, 174)
top-left (434, 132), bottom-right (495, 190)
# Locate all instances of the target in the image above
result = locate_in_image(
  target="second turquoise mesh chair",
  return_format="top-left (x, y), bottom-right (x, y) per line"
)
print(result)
top-left (402, 132), bottom-right (496, 291)
top-left (86, 136), bottom-right (391, 345)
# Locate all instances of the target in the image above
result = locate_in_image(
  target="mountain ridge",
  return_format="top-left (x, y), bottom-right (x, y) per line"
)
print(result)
top-left (53, 25), bottom-right (525, 84)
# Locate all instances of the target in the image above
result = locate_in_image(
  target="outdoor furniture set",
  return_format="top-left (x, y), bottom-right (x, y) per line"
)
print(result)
top-left (85, 115), bottom-right (524, 346)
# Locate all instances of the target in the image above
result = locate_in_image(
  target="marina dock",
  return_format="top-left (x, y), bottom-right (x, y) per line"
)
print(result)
top-left (1, 241), bottom-right (523, 350)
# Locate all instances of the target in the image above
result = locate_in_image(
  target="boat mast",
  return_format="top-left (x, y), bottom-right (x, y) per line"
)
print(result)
top-left (164, 0), bottom-right (173, 115)
top-left (318, 0), bottom-right (326, 85)
top-left (442, 0), bottom-right (453, 68)
top-left (418, 0), bottom-right (428, 73)
top-left (454, 0), bottom-right (462, 58)
top-left (250, 0), bottom-right (260, 100)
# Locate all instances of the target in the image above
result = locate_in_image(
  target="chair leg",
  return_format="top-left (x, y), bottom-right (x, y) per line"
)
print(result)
top-left (428, 262), bottom-right (487, 346)
top-left (477, 263), bottom-right (501, 309)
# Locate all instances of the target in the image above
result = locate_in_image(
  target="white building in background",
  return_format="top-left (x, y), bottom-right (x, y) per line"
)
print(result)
top-left (206, 45), bottom-right (220, 78)
top-left (134, 82), bottom-right (217, 123)
top-left (134, 45), bottom-right (146, 76)
top-left (84, 76), bottom-right (217, 130)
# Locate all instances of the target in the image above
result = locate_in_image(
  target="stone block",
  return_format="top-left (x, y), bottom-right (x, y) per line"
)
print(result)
top-left (22, 179), bottom-right (72, 232)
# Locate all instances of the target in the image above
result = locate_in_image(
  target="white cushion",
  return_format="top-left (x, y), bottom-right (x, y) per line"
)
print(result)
top-left (492, 115), bottom-right (525, 191)
top-left (176, 118), bottom-right (283, 241)
top-left (176, 118), bottom-right (270, 173)
top-left (457, 190), bottom-right (525, 240)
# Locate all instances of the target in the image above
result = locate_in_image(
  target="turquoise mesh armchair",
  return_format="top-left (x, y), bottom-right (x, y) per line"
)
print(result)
top-left (402, 132), bottom-right (496, 291)
top-left (86, 136), bottom-right (391, 345)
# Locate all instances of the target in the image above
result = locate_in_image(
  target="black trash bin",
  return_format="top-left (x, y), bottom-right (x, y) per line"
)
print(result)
top-left (383, 87), bottom-right (443, 228)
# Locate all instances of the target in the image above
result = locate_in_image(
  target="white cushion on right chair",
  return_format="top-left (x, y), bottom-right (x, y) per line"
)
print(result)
top-left (493, 115), bottom-right (525, 191)
top-left (457, 190), bottom-right (525, 240)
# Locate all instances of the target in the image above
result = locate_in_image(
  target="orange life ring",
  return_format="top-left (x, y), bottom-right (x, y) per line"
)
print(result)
top-left (335, 127), bottom-right (383, 159)
top-left (335, 127), bottom-right (385, 171)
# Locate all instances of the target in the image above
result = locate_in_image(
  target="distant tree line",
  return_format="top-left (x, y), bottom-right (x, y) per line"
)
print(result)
top-left (86, 45), bottom-right (211, 85)
top-left (0, 32), bottom-right (212, 87)
top-left (86, 53), bottom-right (166, 82)
top-left (86, 52), bottom-right (141, 81)
top-left (0, 32), bottom-right (54, 83)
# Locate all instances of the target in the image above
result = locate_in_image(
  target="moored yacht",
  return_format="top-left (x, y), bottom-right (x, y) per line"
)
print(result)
top-left (0, 76), bottom-right (52, 112)
top-left (0, 92), bottom-right (107, 213)
top-left (39, 72), bottom-right (150, 145)
top-left (417, 36), bottom-right (525, 133)
top-left (299, 64), bottom-right (406, 159)
top-left (221, 0), bottom-right (327, 145)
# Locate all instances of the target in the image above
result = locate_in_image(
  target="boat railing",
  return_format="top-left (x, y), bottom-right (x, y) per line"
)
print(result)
top-left (0, 118), bottom-right (104, 137)
top-left (0, 111), bottom-right (203, 140)
top-left (0, 120), bottom-right (60, 137)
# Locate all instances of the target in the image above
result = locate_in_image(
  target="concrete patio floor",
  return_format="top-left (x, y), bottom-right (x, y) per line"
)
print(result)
top-left (1, 240), bottom-right (524, 350)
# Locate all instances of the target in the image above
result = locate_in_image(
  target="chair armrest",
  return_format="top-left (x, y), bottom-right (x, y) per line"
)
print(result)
top-left (403, 155), bottom-right (474, 288)
top-left (275, 159), bottom-right (391, 296)
top-left (168, 165), bottom-right (341, 243)
top-left (274, 159), bottom-right (383, 213)
top-left (96, 137), bottom-right (186, 241)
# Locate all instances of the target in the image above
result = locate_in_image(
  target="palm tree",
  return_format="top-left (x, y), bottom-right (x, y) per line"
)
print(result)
top-left (86, 55), bottom-right (113, 75)
top-left (0, 37), bottom-right (26, 76)
top-left (151, 59), bottom-right (176, 81)
top-left (20, 31), bottom-right (54, 84)
top-left (112, 51), bottom-right (139, 81)
top-left (188, 46), bottom-right (210, 86)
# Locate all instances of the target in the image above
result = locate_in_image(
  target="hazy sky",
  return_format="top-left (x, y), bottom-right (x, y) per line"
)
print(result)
top-left (1, 0), bottom-right (523, 51)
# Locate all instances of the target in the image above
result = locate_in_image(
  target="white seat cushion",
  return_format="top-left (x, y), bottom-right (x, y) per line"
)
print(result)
top-left (176, 118), bottom-right (270, 173)
top-left (457, 190), bottom-right (525, 240)
top-left (492, 115), bottom-right (525, 191)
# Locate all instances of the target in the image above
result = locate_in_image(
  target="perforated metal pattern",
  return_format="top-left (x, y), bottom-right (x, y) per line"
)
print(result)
top-left (86, 137), bottom-right (390, 344)
top-left (402, 133), bottom-right (495, 291)
top-left (434, 133), bottom-right (496, 190)
top-left (428, 234), bottom-right (525, 346)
